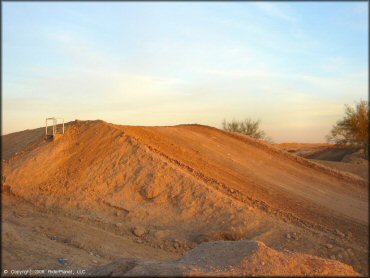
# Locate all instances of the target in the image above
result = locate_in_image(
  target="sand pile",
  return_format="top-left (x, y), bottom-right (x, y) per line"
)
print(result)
top-left (87, 240), bottom-right (358, 276)
top-left (2, 120), bottom-right (368, 274)
top-left (275, 143), bottom-right (368, 180)
top-left (3, 120), bottom-right (257, 241)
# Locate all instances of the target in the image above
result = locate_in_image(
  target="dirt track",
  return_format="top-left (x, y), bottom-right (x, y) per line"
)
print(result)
top-left (2, 120), bottom-right (369, 275)
top-left (118, 124), bottom-right (368, 224)
top-left (305, 146), bottom-right (361, 161)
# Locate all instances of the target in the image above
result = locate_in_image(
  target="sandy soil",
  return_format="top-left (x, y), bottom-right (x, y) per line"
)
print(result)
top-left (274, 143), bottom-right (358, 160)
top-left (87, 240), bottom-right (359, 276)
top-left (275, 143), bottom-right (368, 181)
top-left (2, 120), bottom-right (368, 275)
top-left (2, 191), bottom-right (179, 272)
top-left (2, 127), bottom-right (45, 161)
top-left (312, 160), bottom-right (368, 181)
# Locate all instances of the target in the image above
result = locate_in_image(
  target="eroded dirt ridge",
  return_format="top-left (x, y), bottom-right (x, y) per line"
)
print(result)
top-left (2, 120), bottom-right (368, 275)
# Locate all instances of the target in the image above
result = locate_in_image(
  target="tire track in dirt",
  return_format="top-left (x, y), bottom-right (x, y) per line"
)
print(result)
top-left (198, 125), bottom-right (367, 186)
top-left (113, 127), bottom-right (341, 236)
top-left (114, 124), bottom-right (367, 242)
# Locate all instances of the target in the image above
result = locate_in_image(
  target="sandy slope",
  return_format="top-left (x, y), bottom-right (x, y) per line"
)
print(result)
top-left (2, 192), bottom-right (178, 271)
top-left (2, 127), bottom-right (45, 160)
top-left (118, 124), bottom-right (367, 223)
top-left (87, 240), bottom-right (358, 276)
top-left (2, 120), bottom-right (368, 275)
top-left (312, 160), bottom-right (368, 181)
top-left (275, 143), bottom-right (368, 181)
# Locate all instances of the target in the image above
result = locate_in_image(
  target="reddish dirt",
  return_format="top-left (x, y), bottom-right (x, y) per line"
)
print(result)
top-left (312, 160), bottom-right (368, 181)
top-left (275, 143), bottom-right (368, 181)
top-left (2, 120), bottom-right (368, 275)
top-left (88, 240), bottom-right (359, 276)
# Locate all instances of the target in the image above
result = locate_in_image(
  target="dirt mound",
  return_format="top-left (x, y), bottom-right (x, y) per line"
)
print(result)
top-left (274, 143), bottom-right (340, 159)
top-left (274, 143), bottom-right (360, 161)
top-left (275, 143), bottom-right (368, 181)
top-left (342, 152), bottom-right (368, 164)
top-left (312, 160), bottom-right (368, 181)
top-left (2, 120), bottom-right (368, 274)
top-left (1, 192), bottom-right (176, 272)
top-left (2, 127), bottom-right (45, 160)
top-left (3, 121), bottom-right (255, 236)
top-left (87, 240), bottom-right (358, 276)
top-left (305, 146), bottom-right (361, 161)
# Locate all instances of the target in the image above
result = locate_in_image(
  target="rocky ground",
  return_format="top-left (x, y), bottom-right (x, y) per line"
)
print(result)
top-left (87, 240), bottom-right (359, 276)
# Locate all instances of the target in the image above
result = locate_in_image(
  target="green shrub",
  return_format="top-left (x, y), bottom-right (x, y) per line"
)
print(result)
top-left (222, 118), bottom-right (273, 143)
top-left (326, 100), bottom-right (369, 156)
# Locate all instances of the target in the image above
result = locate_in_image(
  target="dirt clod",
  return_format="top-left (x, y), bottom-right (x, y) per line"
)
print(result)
top-left (132, 226), bottom-right (146, 237)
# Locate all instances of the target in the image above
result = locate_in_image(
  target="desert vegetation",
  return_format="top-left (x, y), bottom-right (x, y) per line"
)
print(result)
top-left (327, 100), bottom-right (369, 157)
top-left (222, 118), bottom-right (273, 143)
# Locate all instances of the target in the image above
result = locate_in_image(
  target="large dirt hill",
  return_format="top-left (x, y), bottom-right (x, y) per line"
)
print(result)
top-left (2, 120), bottom-right (368, 275)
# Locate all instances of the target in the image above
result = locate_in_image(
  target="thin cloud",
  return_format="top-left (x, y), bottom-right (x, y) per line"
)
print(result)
top-left (45, 31), bottom-right (113, 69)
top-left (253, 2), bottom-right (296, 22)
top-left (3, 2), bottom-right (367, 142)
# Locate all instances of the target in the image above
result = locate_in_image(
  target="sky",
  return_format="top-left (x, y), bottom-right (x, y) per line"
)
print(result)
top-left (2, 2), bottom-right (368, 142)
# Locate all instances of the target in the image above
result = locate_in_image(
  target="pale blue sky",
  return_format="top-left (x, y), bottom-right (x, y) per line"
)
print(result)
top-left (3, 2), bottom-right (368, 142)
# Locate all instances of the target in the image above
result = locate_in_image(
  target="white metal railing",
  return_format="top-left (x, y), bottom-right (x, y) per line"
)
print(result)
top-left (45, 117), bottom-right (64, 137)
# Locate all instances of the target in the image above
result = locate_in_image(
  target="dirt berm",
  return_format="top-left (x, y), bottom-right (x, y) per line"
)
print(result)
top-left (87, 240), bottom-right (358, 276)
top-left (2, 120), bottom-right (368, 275)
